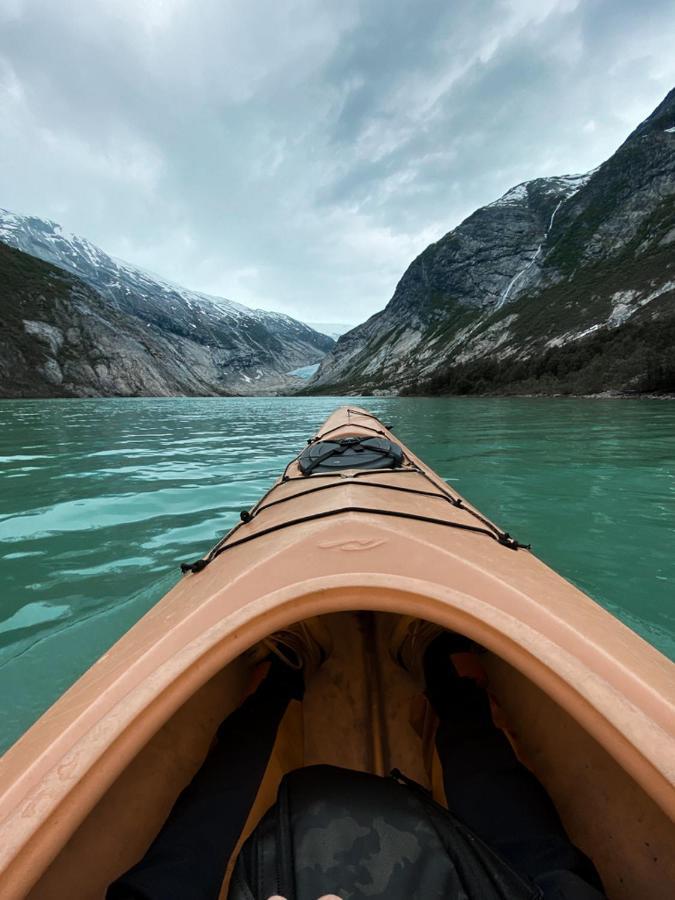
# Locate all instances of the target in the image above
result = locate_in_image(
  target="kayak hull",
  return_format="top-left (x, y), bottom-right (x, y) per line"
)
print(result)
top-left (0, 407), bottom-right (673, 899)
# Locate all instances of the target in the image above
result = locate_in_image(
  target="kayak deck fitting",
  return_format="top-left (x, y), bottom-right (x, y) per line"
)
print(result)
top-left (0, 407), bottom-right (673, 899)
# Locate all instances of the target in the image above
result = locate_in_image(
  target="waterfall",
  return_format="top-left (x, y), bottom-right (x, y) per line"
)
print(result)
top-left (496, 199), bottom-right (564, 310)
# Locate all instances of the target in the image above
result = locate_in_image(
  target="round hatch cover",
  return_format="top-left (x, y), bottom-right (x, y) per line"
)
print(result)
top-left (298, 436), bottom-right (404, 475)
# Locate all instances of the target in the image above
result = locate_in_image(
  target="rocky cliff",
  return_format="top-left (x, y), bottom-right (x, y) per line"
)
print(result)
top-left (0, 211), bottom-right (333, 396)
top-left (1, 244), bottom-right (226, 397)
top-left (310, 88), bottom-right (675, 395)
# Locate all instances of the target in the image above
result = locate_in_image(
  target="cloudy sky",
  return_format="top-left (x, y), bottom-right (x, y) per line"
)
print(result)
top-left (1, 0), bottom-right (674, 325)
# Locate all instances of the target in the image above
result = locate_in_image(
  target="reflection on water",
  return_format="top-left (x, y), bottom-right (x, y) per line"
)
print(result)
top-left (0, 396), bottom-right (674, 752)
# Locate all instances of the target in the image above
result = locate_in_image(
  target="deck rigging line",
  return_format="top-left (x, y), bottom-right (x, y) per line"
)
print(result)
top-left (180, 425), bottom-right (530, 575)
top-left (180, 504), bottom-right (528, 574)
top-left (305, 423), bottom-right (389, 445)
top-left (249, 479), bottom-right (462, 518)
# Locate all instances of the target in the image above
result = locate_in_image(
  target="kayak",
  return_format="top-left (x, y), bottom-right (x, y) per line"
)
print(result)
top-left (0, 406), bottom-right (673, 899)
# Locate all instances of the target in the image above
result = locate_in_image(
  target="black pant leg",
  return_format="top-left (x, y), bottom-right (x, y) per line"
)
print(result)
top-left (107, 667), bottom-right (297, 900)
top-left (434, 677), bottom-right (605, 896)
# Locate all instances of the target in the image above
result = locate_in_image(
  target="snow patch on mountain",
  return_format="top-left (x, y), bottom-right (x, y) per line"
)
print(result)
top-left (1, 207), bottom-right (334, 394)
top-left (0, 208), bottom-right (333, 337)
top-left (488, 171), bottom-right (593, 211)
top-left (488, 182), bottom-right (529, 207)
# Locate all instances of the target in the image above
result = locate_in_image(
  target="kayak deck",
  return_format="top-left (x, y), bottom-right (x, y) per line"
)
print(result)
top-left (0, 407), bottom-right (673, 899)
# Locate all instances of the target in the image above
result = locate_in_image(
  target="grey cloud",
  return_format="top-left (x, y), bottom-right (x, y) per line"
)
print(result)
top-left (0, 0), bottom-right (674, 323)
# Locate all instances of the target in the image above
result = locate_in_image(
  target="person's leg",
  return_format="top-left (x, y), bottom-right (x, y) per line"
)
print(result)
top-left (107, 655), bottom-right (303, 900)
top-left (425, 634), bottom-right (605, 895)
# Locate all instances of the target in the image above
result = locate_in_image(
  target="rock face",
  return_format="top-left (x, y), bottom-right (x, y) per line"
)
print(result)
top-left (310, 88), bottom-right (675, 395)
top-left (1, 244), bottom-right (231, 397)
top-left (0, 211), bottom-right (333, 396)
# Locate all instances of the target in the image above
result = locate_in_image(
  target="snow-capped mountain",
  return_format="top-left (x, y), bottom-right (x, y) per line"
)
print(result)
top-left (310, 88), bottom-right (675, 396)
top-left (0, 210), bottom-right (333, 395)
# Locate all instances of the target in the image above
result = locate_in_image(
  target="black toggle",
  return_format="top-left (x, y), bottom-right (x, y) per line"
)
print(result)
top-left (180, 558), bottom-right (209, 574)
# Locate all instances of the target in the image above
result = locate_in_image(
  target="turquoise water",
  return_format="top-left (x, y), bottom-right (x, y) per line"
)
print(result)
top-left (1, 397), bottom-right (674, 753)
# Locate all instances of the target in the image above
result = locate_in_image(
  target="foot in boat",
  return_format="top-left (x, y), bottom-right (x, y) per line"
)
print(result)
top-left (390, 616), bottom-right (489, 716)
top-left (249, 617), bottom-right (333, 685)
top-left (389, 615), bottom-right (480, 682)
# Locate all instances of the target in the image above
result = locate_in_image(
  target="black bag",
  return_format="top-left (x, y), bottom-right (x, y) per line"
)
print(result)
top-left (297, 437), bottom-right (404, 475)
top-left (228, 765), bottom-right (541, 900)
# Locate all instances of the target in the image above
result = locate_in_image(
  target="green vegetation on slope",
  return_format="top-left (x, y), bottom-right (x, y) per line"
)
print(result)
top-left (0, 243), bottom-right (88, 397)
top-left (405, 301), bottom-right (675, 396)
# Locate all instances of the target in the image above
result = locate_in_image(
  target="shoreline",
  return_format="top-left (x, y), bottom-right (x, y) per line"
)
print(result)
top-left (1, 390), bottom-right (675, 401)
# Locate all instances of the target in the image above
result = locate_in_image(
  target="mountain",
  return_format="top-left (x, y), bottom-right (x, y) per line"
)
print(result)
top-left (1, 243), bottom-right (225, 397)
top-left (309, 88), bottom-right (675, 396)
top-left (0, 210), bottom-right (333, 396)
